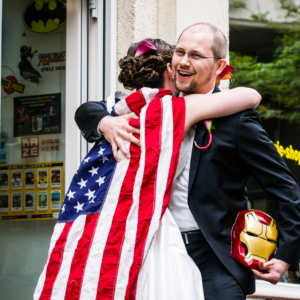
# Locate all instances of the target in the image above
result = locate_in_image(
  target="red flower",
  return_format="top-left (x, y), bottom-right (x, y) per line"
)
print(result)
top-left (216, 65), bottom-right (235, 86)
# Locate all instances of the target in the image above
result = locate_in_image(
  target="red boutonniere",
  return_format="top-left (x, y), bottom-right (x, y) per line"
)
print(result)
top-left (194, 120), bottom-right (216, 150)
top-left (194, 65), bottom-right (234, 151)
top-left (216, 65), bottom-right (235, 86)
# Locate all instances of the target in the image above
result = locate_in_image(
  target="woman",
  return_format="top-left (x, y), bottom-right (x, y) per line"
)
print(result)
top-left (34, 39), bottom-right (261, 300)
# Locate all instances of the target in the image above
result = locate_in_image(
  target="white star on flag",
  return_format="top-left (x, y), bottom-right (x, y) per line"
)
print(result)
top-left (100, 156), bottom-right (108, 163)
top-left (88, 166), bottom-right (99, 177)
top-left (85, 189), bottom-right (96, 200)
top-left (61, 204), bottom-right (66, 213)
top-left (98, 147), bottom-right (106, 156)
top-left (89, 197), bottom-right (95, 204)
top-left (83, 156), bottom-right (92, 164)
top-left (66, 189), bottom-right (76, 200)
top-left (77, 178), bottom-right (88, 189)
top-left (96, 176), bottom-right (106, 187)
top-left (74, 201), bottom-right (84, 213)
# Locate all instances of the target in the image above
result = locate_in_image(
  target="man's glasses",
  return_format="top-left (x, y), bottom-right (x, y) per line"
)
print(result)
top-left (174, 49), bottom-right (221, 60)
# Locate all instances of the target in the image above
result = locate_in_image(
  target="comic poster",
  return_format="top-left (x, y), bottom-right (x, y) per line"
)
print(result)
top-left (38, 191), bottom-right (48, 210)
top-left (38, 169), bottom-right (48, 188)
top-left (51, 190), bottom-right (61, 210)
top-left (12, 193), bottom-right (22, 212)
top-left (0, 194), bottom-right (9, 212)
top-left (14, 93), bottom-right (61, 137)
top-left (25, 191), bottom-right (35, 211)
top-left (12, 170), bottom-right (22, 189)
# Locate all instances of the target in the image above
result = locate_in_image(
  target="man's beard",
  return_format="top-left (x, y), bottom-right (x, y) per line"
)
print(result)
top-left (175, 68), bottom-right (214, 95)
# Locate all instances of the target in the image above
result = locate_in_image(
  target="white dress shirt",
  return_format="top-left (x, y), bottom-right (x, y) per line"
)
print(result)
top-left (168, 88), bottom-right (214, 232)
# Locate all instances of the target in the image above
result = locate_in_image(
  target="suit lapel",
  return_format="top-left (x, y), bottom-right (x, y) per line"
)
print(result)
top-left (188, 122), bottom-right (206, 193)
top-left (188, 84), bottom-right (221, 194)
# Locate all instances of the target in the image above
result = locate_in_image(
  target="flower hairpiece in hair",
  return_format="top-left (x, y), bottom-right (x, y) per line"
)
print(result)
top-left (216, 65), bottom-right (235, 86)
top-left (135, 41), bottom-right (157, 57)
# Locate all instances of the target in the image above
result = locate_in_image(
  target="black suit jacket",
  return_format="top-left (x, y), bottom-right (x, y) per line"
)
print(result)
top-left (75, 85), bottom-right (300, 295)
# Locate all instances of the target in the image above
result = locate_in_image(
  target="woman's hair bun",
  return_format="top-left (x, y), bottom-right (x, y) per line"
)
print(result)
top-left (118, 39), bottom-right (174, 90)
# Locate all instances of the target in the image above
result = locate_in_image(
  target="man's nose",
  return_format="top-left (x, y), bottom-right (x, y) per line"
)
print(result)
top-left (179, 53), bottom-right (191, 67)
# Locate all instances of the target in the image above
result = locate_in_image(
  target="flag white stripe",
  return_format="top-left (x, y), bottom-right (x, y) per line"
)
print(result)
top-left (141, 88), bottom-right (159, 104)
top-left (51, 215), bottom-right (87, 300)
top-left (136, 95), bottom-right (174, 299)
top-left (79, 145), bottom-right (131, 300)
top-left (114, 101), bottom-right (149, 300)
top-left (34, 223), bottom-right (66, 300)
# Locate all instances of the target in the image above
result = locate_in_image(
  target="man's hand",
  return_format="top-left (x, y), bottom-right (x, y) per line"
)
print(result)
top-left (99, 113), bottom-right (140, 161)
top-left (252, 259), bottom-right (290, 285)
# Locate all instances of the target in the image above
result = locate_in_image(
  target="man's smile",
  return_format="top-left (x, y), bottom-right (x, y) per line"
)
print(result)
top-left (177, 69), bottom-right (195, 81)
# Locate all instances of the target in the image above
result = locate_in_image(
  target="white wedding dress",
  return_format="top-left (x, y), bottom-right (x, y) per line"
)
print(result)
top-left (139, 209), bottom-right (204, 300)
top-left (139, 133), bottom-right (205, 300)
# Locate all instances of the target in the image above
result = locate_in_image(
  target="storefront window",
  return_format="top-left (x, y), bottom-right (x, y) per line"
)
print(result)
top-left (0, 0), bottom-right (67, 298)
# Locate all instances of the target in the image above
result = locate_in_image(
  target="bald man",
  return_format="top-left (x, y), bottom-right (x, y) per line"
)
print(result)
top-left (75, 23), bottom-right (300, 300)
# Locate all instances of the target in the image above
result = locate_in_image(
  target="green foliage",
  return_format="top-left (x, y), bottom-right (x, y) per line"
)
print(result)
top-left (230, 1), bottom-right (246, 9)
top-left (230, 0), bottom-right (300, 122)
top-left (231, 1), bottom-right (270, 23)
top-left (250, 12), bottom-right (270, 23)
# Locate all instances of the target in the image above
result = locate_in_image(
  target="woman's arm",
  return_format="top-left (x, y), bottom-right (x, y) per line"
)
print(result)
top-left (184, 87), bottom-right (261, 134)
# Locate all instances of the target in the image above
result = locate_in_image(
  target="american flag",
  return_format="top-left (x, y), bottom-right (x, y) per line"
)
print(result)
top-left (34, 88), bottom-right (185, 300)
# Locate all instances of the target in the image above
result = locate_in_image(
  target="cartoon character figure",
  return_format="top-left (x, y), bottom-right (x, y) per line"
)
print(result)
top-left (18, 45), bottom-right (42, 85)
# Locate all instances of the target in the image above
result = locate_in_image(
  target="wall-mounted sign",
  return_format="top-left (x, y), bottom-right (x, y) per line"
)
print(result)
top-left (1, 67), bottom-right (26, 96)
top-left (23, 0), bottom-right (66, 34)
top-left (274, 141), bottom-right (300, 166)
top-left (1, 77), bottom-right (25, 94)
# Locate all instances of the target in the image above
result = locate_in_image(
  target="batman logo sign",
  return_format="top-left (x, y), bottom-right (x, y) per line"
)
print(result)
top-left (23, 0), bottom-right (66, 33)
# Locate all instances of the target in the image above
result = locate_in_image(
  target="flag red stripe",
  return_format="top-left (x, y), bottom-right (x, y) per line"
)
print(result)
top-left (39, 222), bottom-right (73, 300)
top-left (96, 139), bottom-right (142, 300)
top-left (64, 214), bottom-right (100, 300)
top-left (161, 96), bottom-right (185, 216)
top-left (125, 89), bottom-right (172, 116)
top-left (125, 98), bottom-right (163, 300)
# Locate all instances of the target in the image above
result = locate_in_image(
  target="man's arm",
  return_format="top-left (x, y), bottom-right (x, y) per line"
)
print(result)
top-left (74, 101), bottom-right (140, 161)
top-left (75, 101), bottom-right (109, 142)
top-left (238, 109), bottom-right (300, 283)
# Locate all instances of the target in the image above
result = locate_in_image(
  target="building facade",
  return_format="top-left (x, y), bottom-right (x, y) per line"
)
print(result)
top-left (0, 0), bottom-right (299, 299)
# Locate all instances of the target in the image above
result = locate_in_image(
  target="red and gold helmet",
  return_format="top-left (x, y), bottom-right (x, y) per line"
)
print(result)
top-left (231, 210), bottom-right (278, 270)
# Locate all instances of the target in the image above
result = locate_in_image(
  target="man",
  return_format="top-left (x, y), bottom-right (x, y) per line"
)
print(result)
top-left (75, 23), bottom-right (300, 300)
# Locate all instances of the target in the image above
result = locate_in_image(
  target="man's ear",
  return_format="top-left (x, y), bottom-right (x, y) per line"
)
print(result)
top-left (215, 59), bottom-right (227, 75)
top-left (166, 63), bottom-right (174, 78)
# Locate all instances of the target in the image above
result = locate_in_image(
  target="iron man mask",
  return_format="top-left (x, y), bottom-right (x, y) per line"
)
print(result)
top-left (231, 210), bottom-right (277, 270)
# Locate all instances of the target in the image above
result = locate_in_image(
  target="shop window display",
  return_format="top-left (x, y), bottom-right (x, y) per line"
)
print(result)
top-left (0, 0), bottom-right (67, 299)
